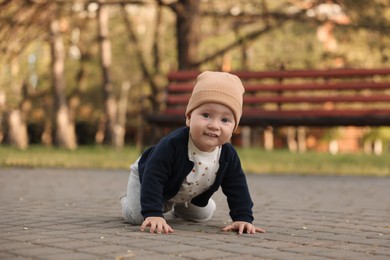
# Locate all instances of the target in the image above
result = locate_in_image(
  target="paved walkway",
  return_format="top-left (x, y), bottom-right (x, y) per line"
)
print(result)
top-left (0, 168), bottom-right (389, 260)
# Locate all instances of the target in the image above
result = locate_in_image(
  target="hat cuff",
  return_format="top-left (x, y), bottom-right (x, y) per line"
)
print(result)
top-left (185, 90), bottom-right (242, 130)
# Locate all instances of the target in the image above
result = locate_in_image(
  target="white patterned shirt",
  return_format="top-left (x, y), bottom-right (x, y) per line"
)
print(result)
top-left (169, 137), bottom-right (221, 204)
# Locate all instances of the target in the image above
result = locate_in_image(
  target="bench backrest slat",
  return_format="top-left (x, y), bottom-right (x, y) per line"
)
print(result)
top-left (168, 68), bottom-right (390, 81)
top-left (168, 82), bottom-right (390, 92)
top-left (167, 94), bottom-right (390, 104)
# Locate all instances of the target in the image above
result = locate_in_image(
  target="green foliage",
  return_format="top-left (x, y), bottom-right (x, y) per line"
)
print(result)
top-left (363, 127), bottom-right (390, 142)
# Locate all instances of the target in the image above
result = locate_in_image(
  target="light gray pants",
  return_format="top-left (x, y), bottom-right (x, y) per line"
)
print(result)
top-left (120, 159), bottom-right (216, 225)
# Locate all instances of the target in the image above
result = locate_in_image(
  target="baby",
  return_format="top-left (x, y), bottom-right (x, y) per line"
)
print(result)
top-left (121, 71), bottom-right (265, 235)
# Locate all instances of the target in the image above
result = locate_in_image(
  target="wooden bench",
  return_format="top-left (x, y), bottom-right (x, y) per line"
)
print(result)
top-left (145, 68), bottom-right (390, 128)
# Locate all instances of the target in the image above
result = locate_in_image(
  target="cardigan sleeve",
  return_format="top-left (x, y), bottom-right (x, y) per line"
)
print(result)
top-left (139, 139), bottom-right (175, 219)
top-left (220, 145), bottom-right (254, 223)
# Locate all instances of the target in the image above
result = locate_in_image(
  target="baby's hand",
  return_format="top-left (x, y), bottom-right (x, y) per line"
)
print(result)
top-left (140, 217), bottom-right (174, 234)
top-left (222, 221), bottom-right (265, 235)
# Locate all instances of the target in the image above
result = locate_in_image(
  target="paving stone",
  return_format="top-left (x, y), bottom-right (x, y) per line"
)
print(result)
top-left (115, 249), bottom-right (187, 260)
top-left (8, 245), bottom-right (70, 257)
top-left (0, 241), bottom-right (36, 251)
top-left (0, 252), bottom-right (27, 260)
top-left (48, 239), bottom-right (103, 250)
top-left (38, 252), bottom-right (98, 260)
top-left (314, 250), bottom-right (389, 260)
top-left (180, 248), bottom-right (237, 259)
top-left (77, 244), bottom-right (131, 254)
top-left (1, 168), bottom-right (389, 259)
top-left (5, 234), bottom-right (48, 242)
top-left (149, 244), bottom-right (203, 254)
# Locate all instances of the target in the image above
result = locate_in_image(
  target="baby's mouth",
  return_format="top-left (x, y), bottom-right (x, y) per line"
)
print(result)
top-left (204, 132), bottom-right (218, 137)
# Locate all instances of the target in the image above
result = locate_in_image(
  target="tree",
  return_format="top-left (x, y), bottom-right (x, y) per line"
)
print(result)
top-left (95, 2), bottom-right (135, 148)
top-left (157, 0), bottom-right (201, 70)
top-left (49, 14), bottom-right (77, 149)
top-left (0, 0), bottom-right (52, 148)
top-left (96, 3), bottom-right (117, 146)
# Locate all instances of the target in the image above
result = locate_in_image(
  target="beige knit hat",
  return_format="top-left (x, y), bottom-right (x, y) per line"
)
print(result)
top-left (185, 71), bottom-right (245, 130)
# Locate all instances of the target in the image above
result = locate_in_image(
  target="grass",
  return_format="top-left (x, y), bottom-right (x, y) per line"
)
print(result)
top-left (237, 148), bottom-right (390, 176)
top-left (0, 145), bottom-right (140, 170)
top-left (0, 145), bottom-right (389, 176)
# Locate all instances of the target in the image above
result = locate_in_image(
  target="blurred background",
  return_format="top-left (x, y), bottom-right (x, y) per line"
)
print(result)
top-left (0, 0), bottom-right (389, 156)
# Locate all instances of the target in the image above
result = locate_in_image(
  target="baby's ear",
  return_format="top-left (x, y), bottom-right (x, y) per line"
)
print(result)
top-left (186, 114), bottom-right (191, 127)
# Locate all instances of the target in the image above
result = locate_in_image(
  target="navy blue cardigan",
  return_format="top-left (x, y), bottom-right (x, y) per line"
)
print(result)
top-left (138, 127), bottom-right (254, 223)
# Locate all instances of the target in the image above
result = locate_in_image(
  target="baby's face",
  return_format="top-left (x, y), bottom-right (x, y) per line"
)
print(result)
top-left (186, 103), bottom-right (235, 152)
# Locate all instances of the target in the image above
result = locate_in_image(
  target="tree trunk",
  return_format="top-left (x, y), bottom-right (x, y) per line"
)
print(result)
top-left (113, 81), bottom-right (130, 148)
top-left (7, 109), bottom-right (28, 149)
top-left (120, 4), bottom-right (159, 113)
top-left (97, 3), bottom-right (117, 146)
top-left (50, 17), bottom-right (77, 149)
top-left (6, 58), bottom-right (29, 149)
top-left (287, 127), bottom-right (298, 152)
top-left (264, 127), bottom-right (274, 151)
top-left (176, 0), bottom-right (201, 70)
top-left (0, 90), bottom-right (5, 143)
top-left (297, 126), bottom-right (307, 153)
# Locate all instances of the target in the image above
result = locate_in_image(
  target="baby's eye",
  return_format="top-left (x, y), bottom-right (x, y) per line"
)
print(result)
top-left (221, 117), bottom-right (231, 123)
top-left (202, 113), bottom-right (211, 118)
